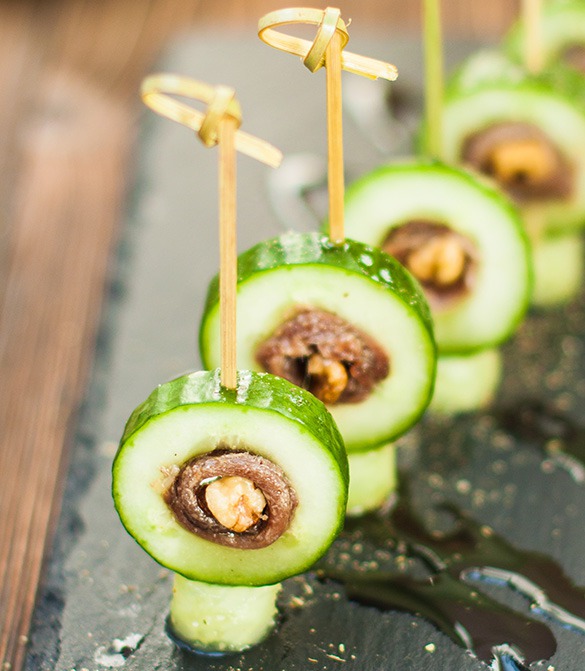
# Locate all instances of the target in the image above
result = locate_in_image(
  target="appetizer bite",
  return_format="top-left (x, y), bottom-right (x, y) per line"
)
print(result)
top-left (342, 161), bottom-right (530, 412)
top-left (343, 162), bottom-right (531, 353)
top-left (113, 368), bottom-right (348, 652)
top-left (442, 49), bottom-right (585, 305)
top-left (112, 75), bottom-right (349, 653)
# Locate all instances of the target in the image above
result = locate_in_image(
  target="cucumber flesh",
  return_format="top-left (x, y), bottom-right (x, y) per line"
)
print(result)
top-left (169, 575), bottom-right (280, 653)
top-left (113, 368), bottom-right (348, 586)
top-left (443, 50), bottom-right (585, 234)
top-left (346, 443), bottom-right (397, 516)
top-left (343, 161), bottom-right (531, 353)
top-left (200, 232), bottom-right (436, 452)
top-left (430, 348), bottom-right (503, 414)
top-left (531, 233), bottom-right (584, 306)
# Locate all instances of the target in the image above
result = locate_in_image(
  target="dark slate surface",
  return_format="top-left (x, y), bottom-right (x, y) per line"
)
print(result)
top-left (25, 33), bottom-right (585, 671)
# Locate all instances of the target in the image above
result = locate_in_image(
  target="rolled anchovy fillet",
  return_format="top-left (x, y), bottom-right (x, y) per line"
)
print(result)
top-left (429, 348), bottom-right (503, 414)
top-left (199, 231), bottom-right (437, 453)
top-left (343, 160), bottom-right (532, 354)
top-left (112, 368), bottom-right (348, 586)
top-left (441, 49), bottom-right (585, 234)
top-left (506, 0), bottom-right (585, 76)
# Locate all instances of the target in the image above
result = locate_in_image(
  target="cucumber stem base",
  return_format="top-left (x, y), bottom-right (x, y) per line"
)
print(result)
top-left (430, 348), bottom-right (503, 414)
top-left (346, 443), bottom-right (397, 516)
top-left (169, 574), bottom-right (281, 653)
top-left (531, 233), bottom-right (583, 307)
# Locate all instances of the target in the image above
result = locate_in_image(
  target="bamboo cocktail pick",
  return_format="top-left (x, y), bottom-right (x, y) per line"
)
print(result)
top-left (423, 0), bottom-right (445, 162)
top-left (522, 0), bottom-right (544, 74)
top-left (141, 74), bottom-right (282, 389)
top-left (258, 7), bottom-right (398, 245)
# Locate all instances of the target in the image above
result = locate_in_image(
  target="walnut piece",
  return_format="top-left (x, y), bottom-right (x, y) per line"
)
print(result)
top-left (165, 449), bottom-right (297, 549)
top-left (407, 234), bottom-right (467, 287)
top-left (488, 138), bottom-right (559, 187)
top-left (462, 122), bottom-right (573, 202)
top-left (382, 220), bottom-right (476, 310)
top-left (307, 353), bottom-right (349, 404)
top-left (205, 475), bottom-right (267, 533)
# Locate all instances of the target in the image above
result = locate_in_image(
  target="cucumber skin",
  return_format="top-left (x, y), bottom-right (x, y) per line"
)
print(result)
top-left (118, 369), bottom-right (348, 488)
top-left (200, 231), bottom-right (434, 349)
top-left (119, 368), bottom-right (347, 483)
top-left (342, 160), bottom-right (532, 353)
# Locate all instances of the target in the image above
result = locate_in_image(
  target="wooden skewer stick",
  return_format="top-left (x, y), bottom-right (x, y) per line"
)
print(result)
top-left (423, 0), bottom-right (445, 161)
top-left (219, 115), bottom-right (238, 390)
top-left (258, 7), bottom-right (398, 247)
top-left (522, 0), bottom-right (544, 74)
top-left (326, 29), bottom-right (345, 246)
top-left (140, 75), bottom-right (283, 391)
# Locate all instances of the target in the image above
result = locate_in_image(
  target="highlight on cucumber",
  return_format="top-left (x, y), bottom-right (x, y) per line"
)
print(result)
top-left (113, 368), bottom-right (348, 652)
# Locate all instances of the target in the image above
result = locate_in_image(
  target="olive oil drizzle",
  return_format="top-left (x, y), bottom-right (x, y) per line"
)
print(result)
top-left (324, 488), bottom-right (585, 665)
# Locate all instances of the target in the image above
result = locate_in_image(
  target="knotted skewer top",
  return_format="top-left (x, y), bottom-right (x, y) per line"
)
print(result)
top-left (258, 7), bottom-right (398, 245)
top-left (141, 75), bottom-right (282, 390)
top-left (258, 7), bottom-right (398, 81)
top-left (141, 74), bottom-right (282, 168)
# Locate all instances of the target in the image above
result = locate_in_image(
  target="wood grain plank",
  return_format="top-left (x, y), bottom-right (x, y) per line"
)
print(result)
top-left (0, 3), bottom-right (204, 668)
top-left (0, 72), bottom-right (133, 671)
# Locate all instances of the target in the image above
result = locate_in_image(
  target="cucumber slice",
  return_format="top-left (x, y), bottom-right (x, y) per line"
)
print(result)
top-left (346, 443), bottom-right (397, 516)
top-left (531, 232), bottom-right (584, 306)
top-left (429, 348), bottom-right (503, 414)
top-left (169, 575), bottom-right (281, 653)
top-left (199, 232), bottom-right (436, 453)
top-left (343, 160), bottom-right (531, 353)
top-left (506, 0), bottom-right (585, 75)
top-left (442, 49), bottom-right (585, 233)
top-left (113, 368), bottom-right (348, 586)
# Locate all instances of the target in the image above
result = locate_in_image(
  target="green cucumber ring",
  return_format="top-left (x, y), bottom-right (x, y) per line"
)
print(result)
top-left (343, 160), bottom-right (532, 353)
top-left (113, 369), bottom-right (348, 586)
top-left (443, 50), bottom-right (585, 233)
top-left (200, 232), bottom-right (436, 452)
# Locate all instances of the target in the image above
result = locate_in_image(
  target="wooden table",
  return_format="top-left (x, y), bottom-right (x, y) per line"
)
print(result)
top-left (0, 2), bottom-right (517, 669)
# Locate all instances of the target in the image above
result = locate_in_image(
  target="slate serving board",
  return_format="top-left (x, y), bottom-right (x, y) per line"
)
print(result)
top-left (25, 33), bottom-right (585, 671)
